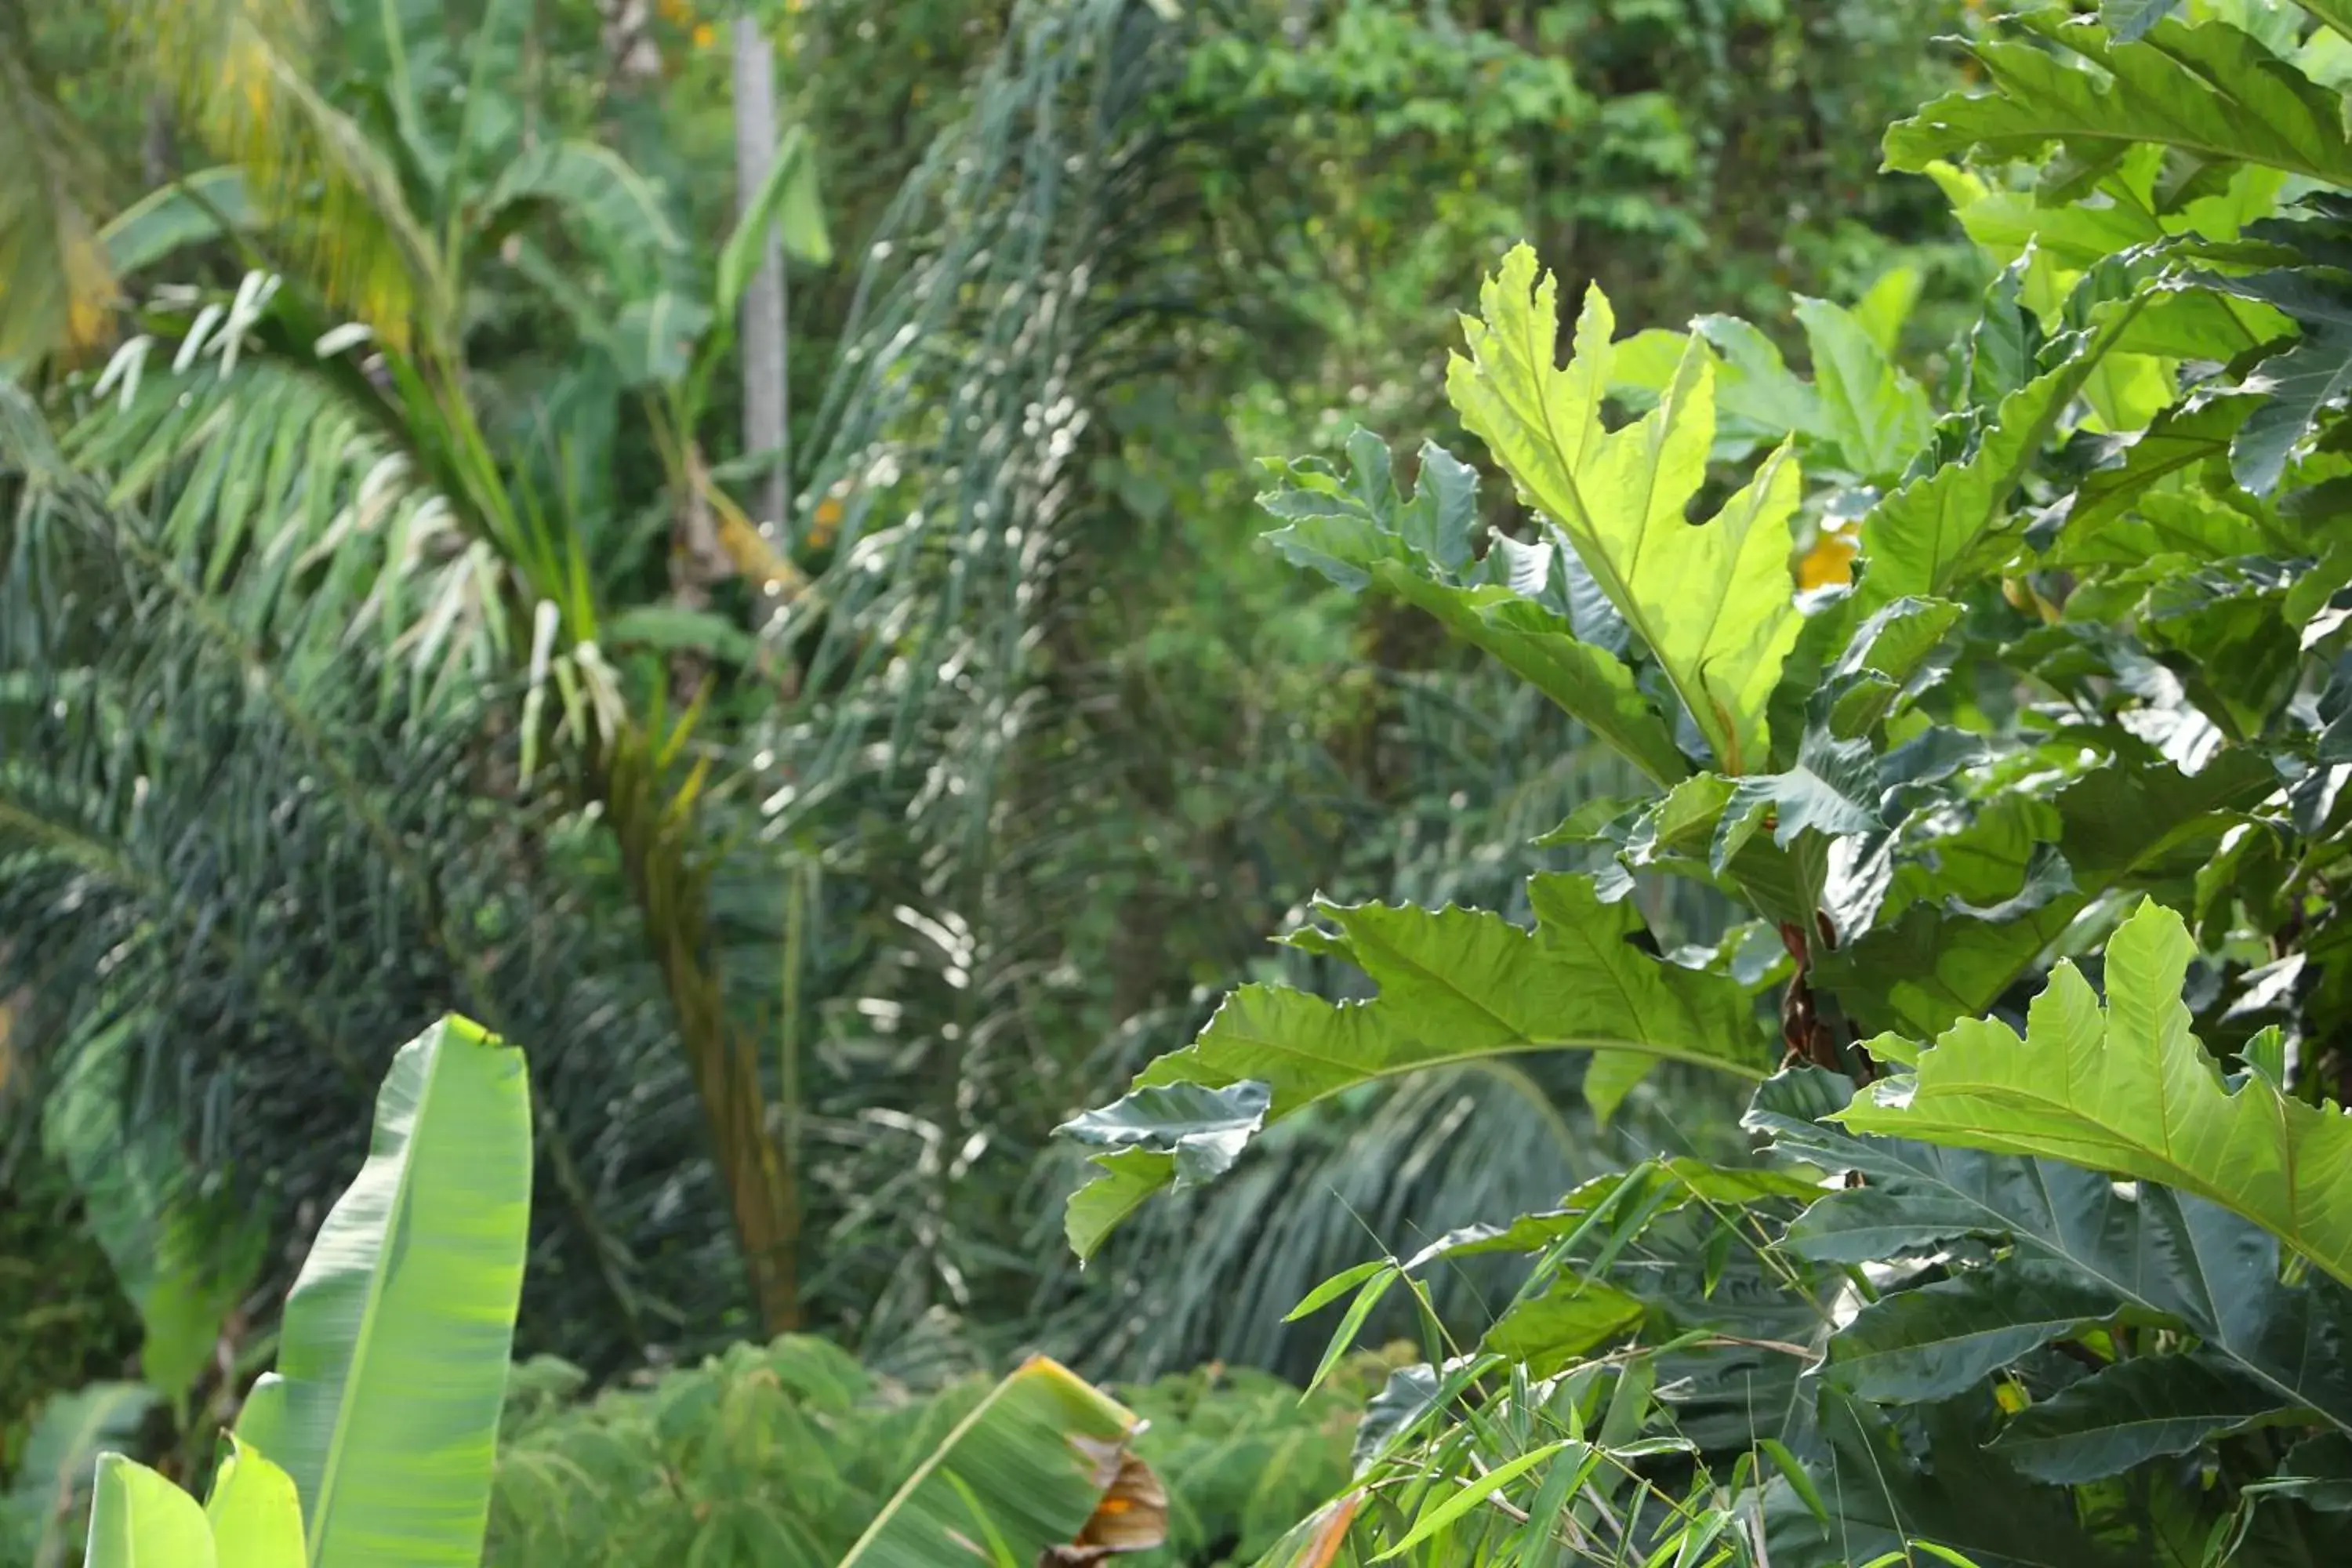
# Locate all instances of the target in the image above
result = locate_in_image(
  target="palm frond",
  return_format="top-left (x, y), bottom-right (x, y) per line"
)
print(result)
top-left (101, 0), bottom-right (448, 352)
top-left (0, 378), bottom-right (742, 1374)
top-left (0, 15), bottom-right (117, 362)
top-left (60, 292), bottom-right (506, 704)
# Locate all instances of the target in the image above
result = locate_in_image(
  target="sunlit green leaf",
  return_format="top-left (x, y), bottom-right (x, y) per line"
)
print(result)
top-left (84, 1456), bottom-right (212, 1568)
top-left (1887, 14), bottom-right (2352, 189)
top-left (1058, 875), bottom-right (1772, 1256)
top-left (234, 1015), bottom-right (532, 1566)
top-left (1838, 900), bottom-right (2352, 1290)
top-left (1448, 244), bottom-right (1803, 772)
top-left (203, 1439), bottom-right (306, 1568)
top-left (1259, 430), bottom-right (1689, 785)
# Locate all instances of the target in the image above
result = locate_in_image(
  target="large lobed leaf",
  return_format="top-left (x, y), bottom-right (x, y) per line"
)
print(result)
top-left (1886, 13), bottom-right (2352, 190)
top-left (1757, 1067), bottom-right (2352, 1481)
top-left (1259, 429), bottom-right (1690, 786)
top-left (234, 1016), bottom-right (532, 1567)
top-left (1838, 900), bottom-right (2352, 1292)
top-left (1058, 874), bottom-right (1772, 1258)
top-left (1813, 750), bottom-right (2273, 1036)
top-left (1606, 292), bottom-right (1935, 481)
top-left (1447, 243), bottom-right (1805, 774)
top-left (1851, 264), bottom-right (2156, 612)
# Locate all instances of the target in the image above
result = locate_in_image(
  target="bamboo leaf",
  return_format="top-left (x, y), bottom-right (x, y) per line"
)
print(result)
top-left (1372, 1440), bottom-right (1573, 1560)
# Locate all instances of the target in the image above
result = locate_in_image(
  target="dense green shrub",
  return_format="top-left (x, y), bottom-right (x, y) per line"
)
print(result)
top-left (484, 1338), bottom-right (1392, 1568)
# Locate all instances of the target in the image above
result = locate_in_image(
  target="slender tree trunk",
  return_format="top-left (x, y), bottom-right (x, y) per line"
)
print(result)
top-left (732, 13), bottom-right (790, 531)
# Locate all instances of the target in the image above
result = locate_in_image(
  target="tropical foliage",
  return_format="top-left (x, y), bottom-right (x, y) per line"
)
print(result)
top-left (55, 1018), bottom-right (1160, 1568)
top-left (1064, 1), bottom-right (2352, 1561)
top-left (33, 0), bottom-right (2352, 1565)
top-left (485, 1339), bottom-right (1390, 1568)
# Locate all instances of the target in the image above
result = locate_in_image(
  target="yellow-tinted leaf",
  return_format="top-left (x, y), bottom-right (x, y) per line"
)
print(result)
top-left (1447, 245), bottom-right (1803, 772)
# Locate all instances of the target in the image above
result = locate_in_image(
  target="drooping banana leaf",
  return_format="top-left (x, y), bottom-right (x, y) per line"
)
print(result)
top-left (835, 1357), bottom-right (1160, 1568)
top-left (234, 1015), bottom-right (532, 1567)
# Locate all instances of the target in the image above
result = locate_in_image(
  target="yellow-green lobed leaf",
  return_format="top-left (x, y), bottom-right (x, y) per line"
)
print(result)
top-left (1837, 899), bottom-right (2352, 1290)
top-left (1447, 244), bottom-right (1804, 774)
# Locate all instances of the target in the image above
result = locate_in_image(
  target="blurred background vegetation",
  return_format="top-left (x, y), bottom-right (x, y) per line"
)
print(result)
top-left (0, 0), bottom-right (1973, 1558)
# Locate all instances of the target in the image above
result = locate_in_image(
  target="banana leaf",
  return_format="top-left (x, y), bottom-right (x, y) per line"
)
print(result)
top-left (234, 1015), bottom-right (532, 1567)
top-left (838, 1356), bottom-right (1162, 1567)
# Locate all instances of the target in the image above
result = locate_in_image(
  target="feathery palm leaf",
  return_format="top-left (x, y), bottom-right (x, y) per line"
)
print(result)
top-left (0, 379), bottom-right (739, 1371)
top-left (0, 13), bottom-right (116, 363)
top-left (99, 0), bottom-right (449, 352)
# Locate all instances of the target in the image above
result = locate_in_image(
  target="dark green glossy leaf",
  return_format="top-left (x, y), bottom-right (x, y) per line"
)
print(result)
top-left (1754, 1069), bottom-right (2352, 1442)
top-left (2198, 267), bottom-right (2352, 493)
top-left (1991, 1351), bottom-right (2288, 1482)
top-left (1828, 1264), bottom-right (2118, 1403)
top-left (2101, 0), bottom-right (2183, 45)
top-left (1763, 1392), bottom-right (2130, 1568)
top-left (1815, 750), bottom-right (2273, 1036)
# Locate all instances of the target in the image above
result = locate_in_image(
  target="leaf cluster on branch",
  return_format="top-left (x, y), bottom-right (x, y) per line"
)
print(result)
top-left (1064, 2), bottom-right (2352, 1560)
